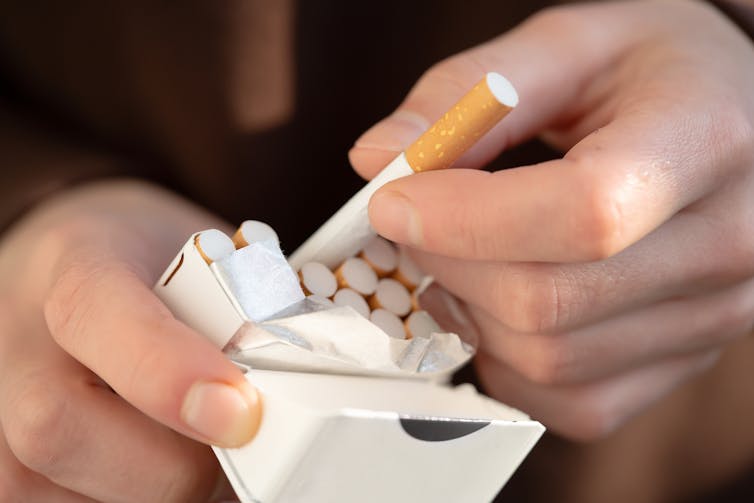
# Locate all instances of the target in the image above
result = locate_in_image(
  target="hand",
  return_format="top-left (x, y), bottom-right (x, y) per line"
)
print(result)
top-left (350, 0), bottom-right (754, 440)
top-left (0, 180), bottom-right (259, 502)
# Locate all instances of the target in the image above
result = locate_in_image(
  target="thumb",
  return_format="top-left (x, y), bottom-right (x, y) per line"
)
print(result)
top-left (44, 238), bottom-right (261, 449)
top-left (348, 3), bottom-right (640, 180)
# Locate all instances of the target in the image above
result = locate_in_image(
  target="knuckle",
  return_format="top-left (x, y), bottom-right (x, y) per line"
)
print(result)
top-left (43, 257), bottom-right (100, 345)
top-left (528, 5), bottom-right (584, 35)
top-left (573, 176), bottom-right (627, 261)
top-left (714, 103), bottom-right (754, 169)
top-left (517, 335), bottom-right (575, 385)
top-left (419, 56), bottom-right (487, 98)
top-left (721, 226), bottom-right (754, 279)
top-left (713, 288), bottom-right (754, 338)
top-left (503, 268), bottom-right (571, 334)
top-left (561, 392), bottom-right (622, 442)
top-left (5, 384), bottom-right (71, 476)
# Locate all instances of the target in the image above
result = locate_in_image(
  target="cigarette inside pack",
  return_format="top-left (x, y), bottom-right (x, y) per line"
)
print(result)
top-left (157, 72), bottom-right (517, 381)
top-left (157, 222), bottom-right (476, 381)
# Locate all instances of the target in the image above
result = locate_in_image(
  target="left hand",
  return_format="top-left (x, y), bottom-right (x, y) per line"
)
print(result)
top-left (349, 0), bottom-right (754, 440)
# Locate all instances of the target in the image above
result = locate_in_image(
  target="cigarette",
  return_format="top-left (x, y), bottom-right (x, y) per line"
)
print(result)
top-left (405, 73), bottom-right (517, 172)
top-left (288, 72), bottom-right (518, 270)
top-left (391, 250), bottom-right (424, 291)
top-left (404, 310), bottom-right (442, 340)
top-left (359, 236), bottom-right (398, 277)
top-left (368, 278), bottom-right (412, 318)
top-left (306, 294), bottom-right (335, 307)
top-left (298, 261), bottom-right (338, 298)
top-left (194, 229), bottom-right (236, 265)
top-left (335, 257), bottom-right (379, 296)
top-left (370, 308), bottom-right (407, 340)
top-left (333, 288), bottom-right (371, 318)
top-left (232, 220), bottom-right (280, 249)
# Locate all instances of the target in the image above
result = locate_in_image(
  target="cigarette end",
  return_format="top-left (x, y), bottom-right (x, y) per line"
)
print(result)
top-left (404, 310), bottom-right (442, 340)
top-left (334, 257), bottom-right (378, 296)
top-left (370, 308), bottom-right (407, 340)
top-left (391, 251), bottom-right (424, 291)
top-left (333, 288), bottom-right (370, 318)
top-left (359, 236), bottom-right (398, 277)
top-left (194, 230), bottom-right (236, 265)
top-left (368, 278), bottom-right (412, 318)
top-left (233, 220), bottom-right (280, 249)
top-left (299, 262), bottom-right (338, 298)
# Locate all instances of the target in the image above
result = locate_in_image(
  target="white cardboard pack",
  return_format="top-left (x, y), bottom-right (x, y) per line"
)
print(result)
top-left (154, 232), bottom-right (544, 503)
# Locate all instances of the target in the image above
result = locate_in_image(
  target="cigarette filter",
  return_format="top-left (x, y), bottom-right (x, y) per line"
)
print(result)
top-left (370, 308), bottom-right (407, 340)
top-left (392, 250), bottom-right (425, 291)
top-left (333, 288), bottom-right (371, 318)
top-left (368, 278), bottom-right (412, 318)
top-left (233, 220), bottom-right (280, 249)
top-left (299, 261), bottom-right (338, 298)
top-left (288, 72), bottom-right (518, 270)
top-left (335, 257), bottom-right (379, 296)
top-left (195, 229), bottom-right (236, 264)
top-left (360, 236), bottom-right (398, 276)
top-left (405, 310), bottom-right (442, 340)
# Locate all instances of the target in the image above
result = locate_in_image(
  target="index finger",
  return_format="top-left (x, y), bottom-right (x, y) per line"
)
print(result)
top-left (368, 101), bottom-right (745, 262)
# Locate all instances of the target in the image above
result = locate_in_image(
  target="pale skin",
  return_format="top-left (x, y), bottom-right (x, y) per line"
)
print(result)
top-left (0, 1), bottom-right (753, 501)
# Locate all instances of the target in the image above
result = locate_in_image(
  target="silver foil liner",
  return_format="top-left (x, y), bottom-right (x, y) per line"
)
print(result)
top-left (212, 240), bottom-right (477, 382)
top-left (224, 297), bottom-right (474, 382)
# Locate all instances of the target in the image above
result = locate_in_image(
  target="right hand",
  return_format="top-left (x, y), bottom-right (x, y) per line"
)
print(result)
top-left (0, 179), bottom-right (260, 502)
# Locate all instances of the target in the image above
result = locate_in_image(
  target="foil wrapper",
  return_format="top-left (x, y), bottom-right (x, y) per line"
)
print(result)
top-left (212, 240), bottom-right (476, 381)
top-left (224, 297), bottom-right (474, 381)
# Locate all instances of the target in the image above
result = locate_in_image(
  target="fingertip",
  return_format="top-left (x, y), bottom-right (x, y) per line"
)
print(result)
top-left (348, 146), bottom-right (399, 181)
top-left (368, 188), bottom-right (424, 248)
top-left (180, 379), bottom-right (262, 448)
top-left (350, 110), bottom-right (429, 180)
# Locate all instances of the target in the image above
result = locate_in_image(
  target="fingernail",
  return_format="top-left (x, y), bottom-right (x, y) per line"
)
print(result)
top-left (181, 381), bottom-right (261, 447)
top-left (353, 110), bottom-right (429, 152)
top-left (369, 190), bottom-right (423, 247)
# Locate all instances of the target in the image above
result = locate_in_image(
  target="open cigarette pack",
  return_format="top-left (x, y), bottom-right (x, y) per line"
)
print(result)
top-left (154, 73), bottom-right (544, 502)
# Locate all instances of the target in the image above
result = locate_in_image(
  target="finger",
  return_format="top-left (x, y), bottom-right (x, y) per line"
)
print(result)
top-left (468, 278), bottom-right (754, 385)
top-left (368, 85), bottom-right (749, 263)
top-left (356, 7), bottom-right (751, 263)
top-left (43, 252), bottom-right (261, 449)
top-left (0, 424), bottom-right (98, 503)
top-left (475, 348), bottom-right (720, 441)
top-left (406, 208), bottom-right (754, 332)
top-left (349, 2), bottom-right (649, 180)
top-left (0, 311), bottom-right (223, 503)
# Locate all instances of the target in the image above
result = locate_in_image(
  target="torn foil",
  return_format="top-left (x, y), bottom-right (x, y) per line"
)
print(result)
top-left (224, 297), bottom-right (474, 382)
top-left (211, 239), bottom-right (475, 381)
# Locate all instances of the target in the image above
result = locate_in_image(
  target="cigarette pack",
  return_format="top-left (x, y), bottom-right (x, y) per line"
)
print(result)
top-left (154, 229), bottom-right (544, 503)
